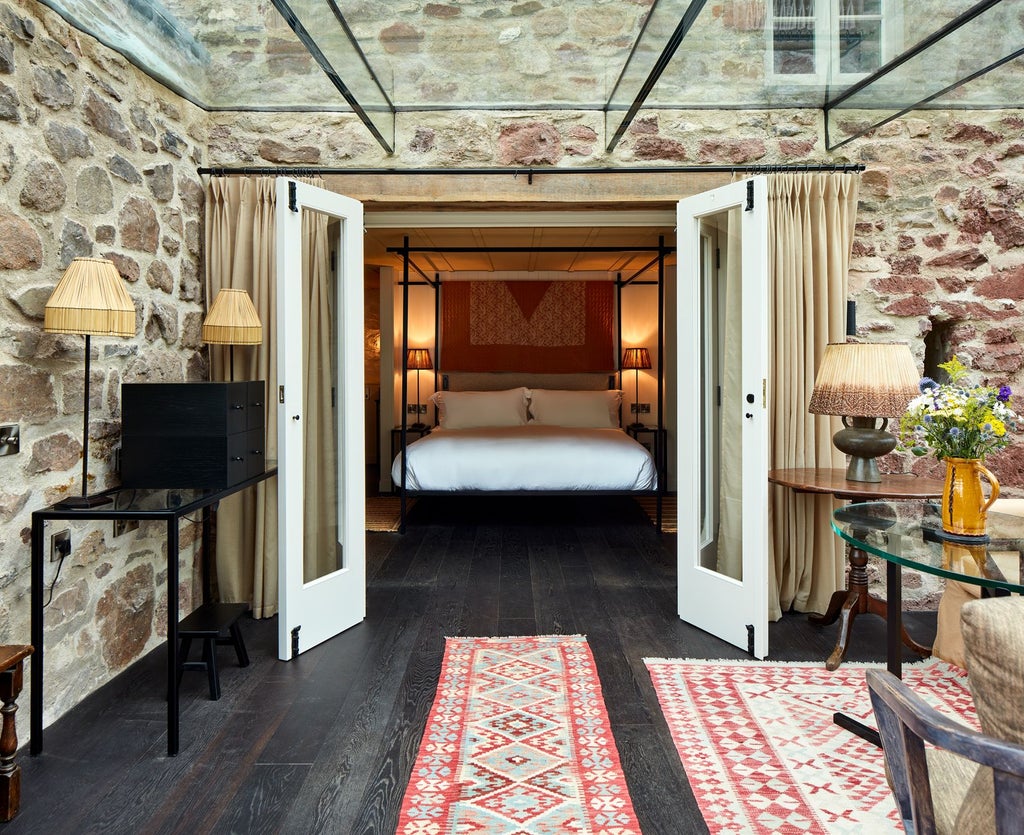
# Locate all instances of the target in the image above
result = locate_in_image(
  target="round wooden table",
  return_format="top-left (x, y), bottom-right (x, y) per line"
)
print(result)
top-left (768, 468), bottom-right (946, 670)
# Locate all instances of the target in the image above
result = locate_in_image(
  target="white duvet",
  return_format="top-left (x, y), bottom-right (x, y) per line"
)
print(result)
top-left (391, 425), bottom-right (658, 492)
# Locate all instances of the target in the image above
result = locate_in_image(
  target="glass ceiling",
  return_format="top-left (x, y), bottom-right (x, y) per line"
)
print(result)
top-left (38, 0), bottom-right (1024, 154)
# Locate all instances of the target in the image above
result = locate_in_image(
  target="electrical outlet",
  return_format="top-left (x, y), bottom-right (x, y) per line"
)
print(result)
top-left (0, 423), bottom-right (19, 456)
top-left (407, 404), bottom-right (420, 414)
top-left (417, 404), bottom-right (427, 414)
top-left (630, 403), bottom-right (640, 413)
top-left (51, 529), bottom-right (71, 563)
top-left (640, 403), bottom-right (651, 414)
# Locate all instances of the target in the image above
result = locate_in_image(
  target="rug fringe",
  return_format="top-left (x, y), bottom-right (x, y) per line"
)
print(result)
top-left (643, 657), bottom-right (963, 673)
top-left (446, 634), bottom-right (588, 641)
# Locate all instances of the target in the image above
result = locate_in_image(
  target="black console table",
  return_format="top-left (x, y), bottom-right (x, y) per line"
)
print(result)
top-left (30, 464), bottom-right (277, 757)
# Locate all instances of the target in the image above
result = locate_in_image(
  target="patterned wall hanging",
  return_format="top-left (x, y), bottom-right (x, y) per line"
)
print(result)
top-left (441, 280), bottom-right (615, 372)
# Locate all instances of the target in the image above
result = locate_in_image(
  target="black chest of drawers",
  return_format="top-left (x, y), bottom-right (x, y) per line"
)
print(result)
top-left (120, 381), bottom-right (266, 489)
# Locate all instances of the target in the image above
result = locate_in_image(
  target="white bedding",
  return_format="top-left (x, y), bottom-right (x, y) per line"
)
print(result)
top-left (391, 425), bottom-right (658, 492)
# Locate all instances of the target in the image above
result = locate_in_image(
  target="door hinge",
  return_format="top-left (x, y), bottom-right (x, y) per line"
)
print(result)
top-left (288, 180), bottom-right (298, 213)
top-left (745, 179), bottom-right (754, 211)
top-left (279, 385), bottom-right (285, 404)
top-left (746, 624), bottom-right (755, 656)
top-left (291, 625), bottom-right (301, 659)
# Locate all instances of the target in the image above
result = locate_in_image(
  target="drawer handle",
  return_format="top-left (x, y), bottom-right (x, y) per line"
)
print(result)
top-left (231, 456), bottom-right (244, 462)
top-left (231, 404), bottom-right (244, 410)
top-left (251, 449), bottom-right (262, 455)
top-left (251, 402), bottom-right (263, 408)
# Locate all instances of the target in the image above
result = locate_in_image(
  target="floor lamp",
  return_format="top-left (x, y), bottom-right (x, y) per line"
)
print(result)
top-left (406, 348), bottom-right (432, 430)
top-left (44, 257), bottom-right (136, 508)
top-left (202, 289), bottom-right (263, 380)
top-left (622, 347), bottom-right (651, 429)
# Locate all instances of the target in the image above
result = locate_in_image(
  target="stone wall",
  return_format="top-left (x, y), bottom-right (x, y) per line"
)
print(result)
top-left (0, 0), bottom-right (207, 728)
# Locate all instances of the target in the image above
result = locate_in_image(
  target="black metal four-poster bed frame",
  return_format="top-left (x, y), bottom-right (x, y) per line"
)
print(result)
top-left (391, 236), bottom-right (673, 534)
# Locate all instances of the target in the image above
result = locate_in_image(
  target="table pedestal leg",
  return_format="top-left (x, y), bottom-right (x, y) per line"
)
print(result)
top-left (0, 659), bottom-right (25, 821)
top-left (809, 544), bottom-right (931, 671)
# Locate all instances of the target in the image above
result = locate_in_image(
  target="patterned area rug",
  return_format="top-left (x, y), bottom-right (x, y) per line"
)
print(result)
top-left (365, 496), bottom-right (414, 531)
top-left (397, 635), bottom-right (642, 834)
top-left (645, 659), bottom-right (975, 834)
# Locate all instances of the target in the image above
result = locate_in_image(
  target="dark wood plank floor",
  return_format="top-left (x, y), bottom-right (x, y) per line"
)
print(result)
top-left (11, 495), bottom-right (936, 834)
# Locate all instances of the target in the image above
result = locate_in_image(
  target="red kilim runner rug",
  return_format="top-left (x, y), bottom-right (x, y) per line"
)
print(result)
top-left (645, 659), bottom-right (976, 835)
top-left (397, 635), bottom-right (641, 834)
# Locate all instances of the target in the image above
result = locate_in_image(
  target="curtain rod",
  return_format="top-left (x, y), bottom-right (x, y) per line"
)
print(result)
top-left (198, 163), bottom-right (866, 178)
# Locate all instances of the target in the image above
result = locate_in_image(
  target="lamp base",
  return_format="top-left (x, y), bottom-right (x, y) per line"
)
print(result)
top-left (628, 421), bottom-right (646, 430)
top-left (54, 493), bottom-right (112, 510)
top-left (409, 422), bottom-right (427, 431)
top-left (833, 416), bottom-right (897, 483)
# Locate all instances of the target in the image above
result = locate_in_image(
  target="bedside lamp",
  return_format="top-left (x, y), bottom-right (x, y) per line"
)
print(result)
top-left (406, 348), bottom-right (432, 430)
top-left (202, 288), bottom-right (263, 381)
top-left (622, 347), bottom-right (651, 429)
top-left (808, 342), bottom-right (919, 483)
top-left (44, 257), bottom-right (136, 508)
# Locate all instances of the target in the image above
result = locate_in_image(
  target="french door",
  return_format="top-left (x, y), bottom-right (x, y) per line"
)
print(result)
top-left (676, 178), bottom-right (770, 659)
top-left (276, 178), bottom-right (366, 660)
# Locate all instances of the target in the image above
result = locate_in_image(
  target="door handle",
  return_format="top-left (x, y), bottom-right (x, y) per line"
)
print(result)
top-left (292, 414), bottom-right (300, 421)
top-left (745, 413), bottom-right (753, 419)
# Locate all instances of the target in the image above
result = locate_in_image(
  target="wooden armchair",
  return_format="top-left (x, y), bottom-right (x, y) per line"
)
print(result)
top-left (867, 669), bottom-right (1024, 834)
top-left (868, 595), bottom-right (1024, 834)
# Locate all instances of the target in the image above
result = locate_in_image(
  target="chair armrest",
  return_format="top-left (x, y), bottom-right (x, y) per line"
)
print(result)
top-left (867, 669), bottom-right (1024, 834)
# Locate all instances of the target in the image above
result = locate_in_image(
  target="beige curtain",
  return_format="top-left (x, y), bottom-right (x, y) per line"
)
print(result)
top-left (204, 175), bottom-right (326, 617)
top-left (717, 207), bottom-right (744, 580)
top-left (301, 213), bottom-right (337, 581)
top-left (767, 172), bottom-right (860, 620)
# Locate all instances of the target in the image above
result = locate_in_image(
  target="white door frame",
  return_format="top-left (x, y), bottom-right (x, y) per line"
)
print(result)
top-left (276, 177), bottom-right (366, 661)
top-left (676, 177), bottom-right (770, 659)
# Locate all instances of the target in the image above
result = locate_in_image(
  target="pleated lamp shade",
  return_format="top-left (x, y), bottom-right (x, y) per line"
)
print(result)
top-left (202, 288), bottom-right (263, 345)
top-left (621, 347), bottom-right (652, 370)
top-left (43, 257), bottom-right (136, 337)
top-left (406, 348), bottom-right (432, 370)
top-left (808, 342), bottom-right (919, 419)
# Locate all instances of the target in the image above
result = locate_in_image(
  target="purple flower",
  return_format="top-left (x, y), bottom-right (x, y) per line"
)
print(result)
top-left (919, 377), bottom-right (939, 393)
top-left (998, 384), bottom-right (1012, 403)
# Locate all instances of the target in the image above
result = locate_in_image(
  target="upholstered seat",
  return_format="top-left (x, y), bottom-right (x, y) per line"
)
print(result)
top-left (868, 596), bottom-right (1024, 834)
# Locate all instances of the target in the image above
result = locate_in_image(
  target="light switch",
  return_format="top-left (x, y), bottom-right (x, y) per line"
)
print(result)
top-left (0, 424), bottom-right (19, 456)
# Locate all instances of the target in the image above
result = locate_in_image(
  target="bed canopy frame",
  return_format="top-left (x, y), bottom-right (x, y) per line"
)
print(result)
top-left (389, 236), bottom-right (675, 533)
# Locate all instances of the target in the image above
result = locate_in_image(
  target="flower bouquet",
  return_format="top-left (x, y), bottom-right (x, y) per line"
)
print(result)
top-left (898, 355), bottom-right (1016, 460)
top-left (899, 355), bottom-right (1016, 538)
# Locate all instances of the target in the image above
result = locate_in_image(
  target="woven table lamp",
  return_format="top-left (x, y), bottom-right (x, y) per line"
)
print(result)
top-left (44, 257), bottom-right (136, 507)
top-left (202, 288), bottom-right (263, 380)
top-left (808, 342), bottom-right (920, 482)
top-left (622, 347), bottom-right (652, 429)
top-left (406, 348), bottom-right (433, 430)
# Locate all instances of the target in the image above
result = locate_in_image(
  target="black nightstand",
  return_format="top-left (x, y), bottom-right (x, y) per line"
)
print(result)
top-left (391, 425), bottom-right (431, 462)
top-left (626, 425), bottom-right (667, 491)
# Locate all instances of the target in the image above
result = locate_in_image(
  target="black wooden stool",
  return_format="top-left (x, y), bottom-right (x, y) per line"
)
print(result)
top-left (177, 603), bottom-right (249, 700)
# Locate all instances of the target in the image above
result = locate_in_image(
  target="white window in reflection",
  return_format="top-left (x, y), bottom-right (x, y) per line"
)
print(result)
top-left (768, 0), bottom-right (896, 83)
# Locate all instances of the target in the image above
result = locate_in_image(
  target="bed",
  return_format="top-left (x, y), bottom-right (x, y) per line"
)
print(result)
top-left (391, 374), bottom-right (660, 525)
top-left (393, 424), bottom-right (657, 492)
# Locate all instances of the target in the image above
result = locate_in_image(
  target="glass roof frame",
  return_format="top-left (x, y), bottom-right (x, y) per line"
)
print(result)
top-left (35, 0), bottom-right (1024, 158)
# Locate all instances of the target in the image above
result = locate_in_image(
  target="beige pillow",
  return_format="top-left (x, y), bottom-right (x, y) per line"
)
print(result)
top-left (954, 596), bottom-right (1024, 832)
top-left (429, 387), bottom-right (529, 429)
top-left (528, 388), bottom-right (622, 429)
top-left (931, 580), bottom-right (981, 669)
